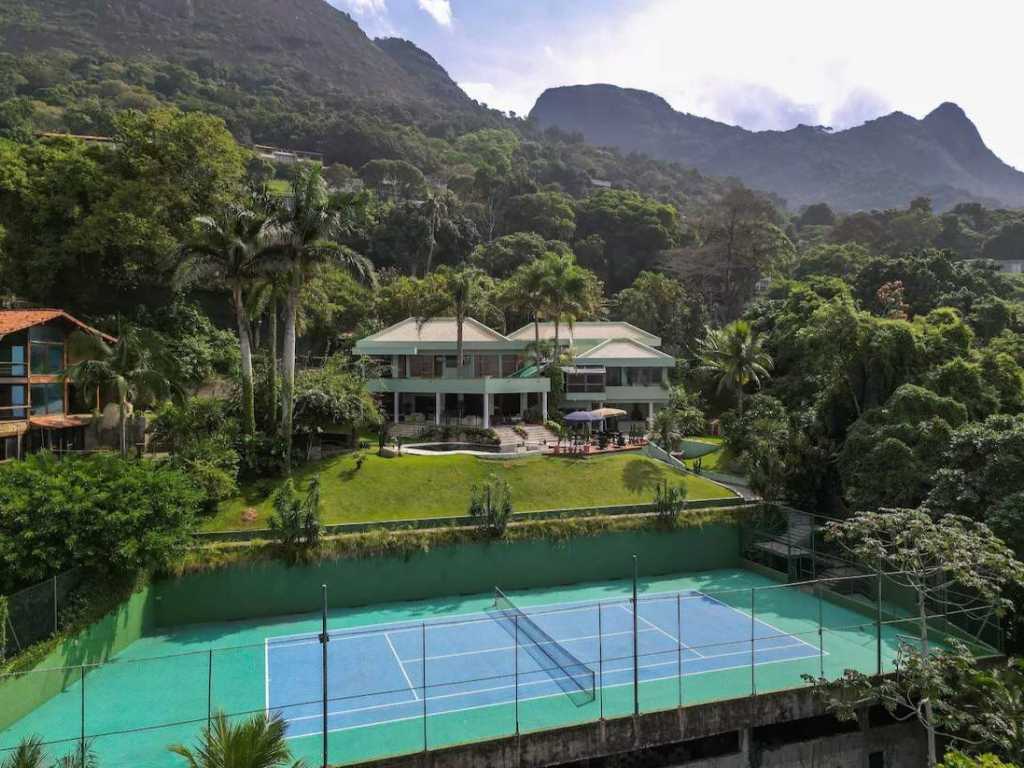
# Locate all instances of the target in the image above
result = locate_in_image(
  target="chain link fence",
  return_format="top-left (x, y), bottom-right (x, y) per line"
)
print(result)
top-left (1, 569), bottom-right (84, 661)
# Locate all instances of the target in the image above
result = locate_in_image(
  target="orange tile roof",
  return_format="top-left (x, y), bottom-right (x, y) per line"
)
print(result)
top-left (30, 414), bottom-right (92, 429)
top-left (0, 310), bottom-right (116, 342)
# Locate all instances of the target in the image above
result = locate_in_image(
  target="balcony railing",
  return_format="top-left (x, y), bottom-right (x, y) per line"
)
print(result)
top-left (0, 404), bottom-right (28, 421)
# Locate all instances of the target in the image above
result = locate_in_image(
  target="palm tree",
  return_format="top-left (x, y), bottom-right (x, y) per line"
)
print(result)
top-left (419, 265), bottom-right (498, 371)
top-left (1, 737), bottom-right (44, 768)
top-left (538, 253), bottom-right (602, 354)
top-left (65, 322), bottom-right (184, 456)
top-left (696, 319), bottom-right (773, 416)
top-left (178, 203), bottom-right (273, 439)
top-left (505, 259), bottom-right (549, 364)
top-left (170, 712), bottom-right (305, 768)
top-left (265, 165), bottom-right (375, 467)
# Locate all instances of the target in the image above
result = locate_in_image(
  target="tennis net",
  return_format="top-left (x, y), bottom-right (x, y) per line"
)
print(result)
top-left (491, 588), bottom-right (596, 706)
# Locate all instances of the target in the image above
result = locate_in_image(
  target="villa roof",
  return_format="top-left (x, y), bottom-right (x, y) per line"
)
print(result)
top-left (355, 317), bottom-right (509, 347)
top-left (507, 321), bottom-right (661, 346)
top-left (0, 309), bottom-right (116, 343)
top-left (575, 337), bottom-right (675, 366)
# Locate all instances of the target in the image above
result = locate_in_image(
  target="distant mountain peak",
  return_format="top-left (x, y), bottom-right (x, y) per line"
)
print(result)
top-left (529, 84), bottom-right (1024, 211)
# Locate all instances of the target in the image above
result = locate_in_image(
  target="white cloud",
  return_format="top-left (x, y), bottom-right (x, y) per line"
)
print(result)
top-left (473, 0), bottom-right (1023, 168)
top-left (343, 0), bottom-right (387, 14)
top-left (417, 0), bottom-right (453, 28)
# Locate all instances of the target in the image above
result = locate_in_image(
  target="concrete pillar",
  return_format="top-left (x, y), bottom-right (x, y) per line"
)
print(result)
top-left (391, 354), bottom-right (399, 378)
top-left (435, 392), bottom-right (442, 425)
top-left (483, 393), bottom-right (491, 429)
top-left (542, 391), bottom-right (548, 421)
top-left (520, 392), bottom-right (528, 417)
top-left (393, 391), bottom-right (399, 423)
top-left (648, 401), bottom-right (654, 427)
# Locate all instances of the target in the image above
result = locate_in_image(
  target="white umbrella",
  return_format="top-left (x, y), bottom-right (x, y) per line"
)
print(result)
top-left (590, 407), bottom-right (628, 419)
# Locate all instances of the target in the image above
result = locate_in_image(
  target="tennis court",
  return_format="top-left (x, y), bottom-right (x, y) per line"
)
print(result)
top-left (268, 588), bottom-right (822, 738)
top-left (0, 567), bottom-right (998, 767)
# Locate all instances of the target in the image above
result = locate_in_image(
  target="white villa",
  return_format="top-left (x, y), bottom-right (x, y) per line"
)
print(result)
top-left (353, 318), bottom-right (674, 428)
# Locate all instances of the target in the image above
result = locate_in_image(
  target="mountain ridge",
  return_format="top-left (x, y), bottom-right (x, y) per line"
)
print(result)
top-left (530, 84), bottom-right (1024, 211)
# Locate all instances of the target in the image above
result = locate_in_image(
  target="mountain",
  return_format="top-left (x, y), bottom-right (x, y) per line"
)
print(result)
top-left (0, 0), bottom-right (477, 113)
top-left (530, 84), bottom-right (1024, 211)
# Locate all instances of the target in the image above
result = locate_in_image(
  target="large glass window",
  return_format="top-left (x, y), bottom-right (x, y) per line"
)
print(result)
top-left (477, 354), bottom-right (499, 377)
top-left (0, 332), bottom-right (27, 377)
top-left (606, 367), bottom-right (623, 386)
top-left (0, 384), bottom-right (27, 420)
top-left (29, 324), bottom-right (65, 343)
top-left (30, 383), bottom-right (64, 416)
top-left (30, 343), bottom-right (64, 375)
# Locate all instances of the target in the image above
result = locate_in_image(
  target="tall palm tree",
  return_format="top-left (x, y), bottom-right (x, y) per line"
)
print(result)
top-left (505, 258), bottom-right (548, 364)
top-left (65, 322), bottom-right (184, 456)
top-left (1, 737), bottom-right (44, 768)
top-left (265, 166), bottom-right (375, 467)
top-left (538, 252), bottom-right (602, 354)
top-left (696, 319), bottom-right (773, 416)
top-left (419, 265), bottom-right (497, 371)
top-left (170, 712), bottom-right (305, 768)
top-left (178, 203), bottom-right (273, 439)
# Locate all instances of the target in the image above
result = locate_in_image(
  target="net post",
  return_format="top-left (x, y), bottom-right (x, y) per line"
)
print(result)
top-left (676, 591), bottom-right (683, 709)
top-left (597, 603), bottom-right (604, 721)
top-left (632, 554), bottom-right (639, 718)
top-left (816, 581), bottom-right (824, 679)
top-left (207, 648), bottom-right (213, 728)
top-left (422, 622), bottom-right (428, 753)
top-left (514, 614), bottom-right (520, 736)
top-left (320, 584), bottom-right (328, 768)
top-left (750, 588), bottom-right (756, 698)
top-left (53, 574), bottom-right (58, 635)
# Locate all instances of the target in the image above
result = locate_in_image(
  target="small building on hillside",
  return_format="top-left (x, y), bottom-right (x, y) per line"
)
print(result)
top-left (353, 318), bottom-right (672, 428)
top-left (0, 309), bottom-right (115, 461)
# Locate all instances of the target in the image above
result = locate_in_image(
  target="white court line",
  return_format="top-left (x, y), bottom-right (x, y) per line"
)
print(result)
top-left (691, 591), bottom-right (828, 656)
top-left (619, 601), bottom-right (704, 659)
top-left (280, 640), bottom-right (816, 725)
top-left (400, 626), bottom-right (655, 664)
top-left (283, 644), bottom-right (822, 737)
top-left (384, 632), bottom-right (419, 701)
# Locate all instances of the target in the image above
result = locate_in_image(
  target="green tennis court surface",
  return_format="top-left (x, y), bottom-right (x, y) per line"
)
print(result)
top-left (0, 567), bottom-right (997, 767)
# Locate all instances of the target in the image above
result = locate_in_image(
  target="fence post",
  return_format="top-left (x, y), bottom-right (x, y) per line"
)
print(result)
top-left (750, 588), bottom-right (756, 697)
top-left (207, 649), bottom-right (213, 728)
top-left (676, 592), bottom-right (683, 708)
top-left (319, 585), bottom-right (328, 768)
top-left (80, 665), bottom-right (86, 764)
top-left (53, 575), bottom-right (58, 635)
top-left (632, 554), bottom-right (639, 717)
top-left (875, 572), bottom-right (883, 676)
top-left (597, 604), bottom-right (604, 721)
top-left (817, 582), bottom-right (824, 679)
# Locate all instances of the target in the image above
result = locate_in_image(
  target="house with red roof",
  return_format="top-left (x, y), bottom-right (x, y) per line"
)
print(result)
top-left (0, 309), bottom-right (115, 460)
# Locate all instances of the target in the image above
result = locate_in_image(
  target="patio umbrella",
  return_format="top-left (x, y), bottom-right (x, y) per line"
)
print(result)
top-left (563, 410), bottom-right (602, 423)
top-left (589, 407), bottom-right (628, 419)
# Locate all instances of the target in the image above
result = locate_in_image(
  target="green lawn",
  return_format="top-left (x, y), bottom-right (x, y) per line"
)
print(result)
top-left (205, 452), bottom-right (737, 531)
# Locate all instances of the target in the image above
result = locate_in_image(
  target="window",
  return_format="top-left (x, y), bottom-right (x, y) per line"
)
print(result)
top-left (501, 355), bottom-right (523, 377)
top-left (30, 343), bottom-right (64, 375)
top-left (30, 383), bottom-right (64, 416)
top-left (0, 332), bottom-right (27, 377)
top-left (606, 367), bottom-right (623, 386)
top-left (868, 752), bottom-right (885, 768)
top-left (29, 324), bottom-right (65, 343)
top-left (0, 384), bottom-right (27, 420)
top-left (477, 354), bottom-right (499, 377)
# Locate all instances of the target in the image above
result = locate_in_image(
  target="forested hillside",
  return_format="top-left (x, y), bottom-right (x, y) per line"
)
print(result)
top-left (531, 84), bottom-right (1024, 211)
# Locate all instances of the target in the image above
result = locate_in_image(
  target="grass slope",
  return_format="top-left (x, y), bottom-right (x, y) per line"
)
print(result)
top-left (206, 452), bottom-right (735, 531)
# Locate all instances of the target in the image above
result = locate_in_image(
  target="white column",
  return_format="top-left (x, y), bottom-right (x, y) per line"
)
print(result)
top-left (391, 354), bottom-right (399, 378)
top-left (648, 401), bottom-right (654, 426)
top-left (435, 392), bottom-right (442, 425)
top-left (483, 393), bottom-right (491, 429)
top-left (393, 391), bottom-right (399, 423)
top-left (542, 391), bottom-right (548, 421)
top-left (520, 392), bottom-right (528, 417)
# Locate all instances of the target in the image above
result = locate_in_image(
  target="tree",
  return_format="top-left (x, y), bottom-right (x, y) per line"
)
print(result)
top-left (469, 232), bottom-right (550, 278)
top-left (696, 320), bottom-right (773, 416)
top-left (178, 201), bottom-right (274, 440)
top-left (653, 480), bottom-right (687, 526)
top-left (501, 190), bottom-right (576, 241)
top-left (65, 322), bottom-right (183, 456)
top-left (538, 252), bottom-right (603, 352)
top-left (170, 711), bottom-right (306, 768)
top-left (293, 356), bottom-right (381, 459)
top-left (268, 477), bottom-right (322, 553)
top-left (812, 509), bottom-right (1024, 768)
top-left (650, 408), bottom-right (682, 452)
top-left (418, 265), bottom-right (499, 370)
top-left (265, 165), bottom-right (375, 467)
top-left (468, 475), bottom-right (513, 537)
top-left (614, 271), bottom-right (706, 357)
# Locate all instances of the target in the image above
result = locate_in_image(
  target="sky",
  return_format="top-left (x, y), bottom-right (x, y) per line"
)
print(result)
top-left (332, 0), bottom-right (1024, 171)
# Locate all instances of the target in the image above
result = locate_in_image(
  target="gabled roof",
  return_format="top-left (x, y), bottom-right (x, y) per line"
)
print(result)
top-left (507, 321), bottom-right (661, 347)
top-left (0, 310), bottom-right (116, 343)
top-left (355, 317), bottom-right (509, 346)
top-left (575, 337), bottom-right (675, 366)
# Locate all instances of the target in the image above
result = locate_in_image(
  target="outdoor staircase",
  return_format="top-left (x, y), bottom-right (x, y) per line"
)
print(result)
top-left (492, 424), bottom-right (558, 449)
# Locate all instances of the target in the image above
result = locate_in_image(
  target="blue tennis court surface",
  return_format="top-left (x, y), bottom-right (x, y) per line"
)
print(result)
top-left (266, 589), bottom-right (823, 738)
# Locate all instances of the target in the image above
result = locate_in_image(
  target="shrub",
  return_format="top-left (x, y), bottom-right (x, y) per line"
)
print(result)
top-left (416, 425), bottom-right (500, 445)
top-left (268, 477), bottom-right (322, 551)
top-left (468, 476), bottom-right (513, 536)
top-left (653, 480), bottom-right (687, 526)
top-left (0, 453), bottom-right (202, 592)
